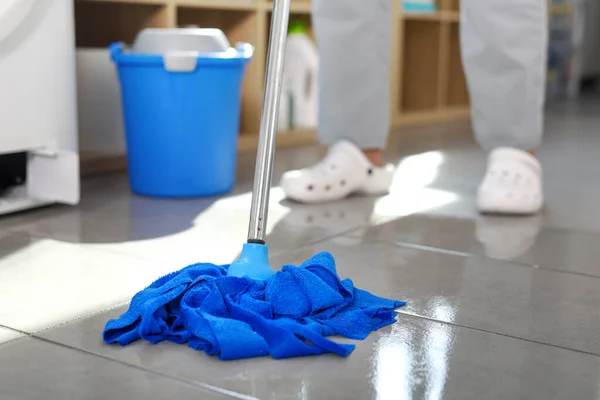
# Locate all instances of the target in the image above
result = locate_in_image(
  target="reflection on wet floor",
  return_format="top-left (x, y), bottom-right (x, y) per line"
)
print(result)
top-left (2, 100), bottom-right (600, 399)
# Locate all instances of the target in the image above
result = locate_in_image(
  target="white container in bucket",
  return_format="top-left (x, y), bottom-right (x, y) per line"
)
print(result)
top-left (132, 28), bottom-right (231, 54)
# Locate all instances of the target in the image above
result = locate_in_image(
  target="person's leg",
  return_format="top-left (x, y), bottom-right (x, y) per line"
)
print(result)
top-left (280, 0), bottom-right (394, 203)
top-left (314, 0), bottom-right (392, 163)
top-left (461, 0), bottom-right (548, 214)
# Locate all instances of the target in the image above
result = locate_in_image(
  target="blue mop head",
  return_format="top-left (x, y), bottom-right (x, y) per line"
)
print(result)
top-left (103, 252), bottom-right (405, 360)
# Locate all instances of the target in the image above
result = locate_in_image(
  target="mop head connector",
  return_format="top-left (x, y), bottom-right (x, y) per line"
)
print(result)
top-left (227, 242), bottom-right (275, 280)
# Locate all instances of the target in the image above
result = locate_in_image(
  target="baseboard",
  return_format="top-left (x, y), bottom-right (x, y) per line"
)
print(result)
top-left (80, 152), bottom-right (127, 176)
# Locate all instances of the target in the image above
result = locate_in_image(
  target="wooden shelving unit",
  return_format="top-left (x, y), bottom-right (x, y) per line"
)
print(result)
top-left (75, 0), bottom-right (470, 173)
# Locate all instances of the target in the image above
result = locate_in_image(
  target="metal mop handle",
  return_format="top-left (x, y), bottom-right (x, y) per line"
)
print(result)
top-left (247, 0), bottom-right (291, 244)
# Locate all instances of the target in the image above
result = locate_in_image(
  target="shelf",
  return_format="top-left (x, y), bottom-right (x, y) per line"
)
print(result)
top-left (77, 0), bottom-right (310, 12)
top-left (76, 0), bottom-right (167, 5)
top-left (75, 0), bottom-right (472, 177)
top-left (264, 0), bottom-right (314, 42)
top-left (178, 7), bottom-right (261, 133)
top-left (77, 0), bottom-right (259, 10)
top-left (402, 11), bottom-right (459, 22)
top-left (177, 0), bottom-right (258, 11)
top-left (264, 1), bottom-right (311, 14)
top-left (75, 1), bottom-right (169, 47)
top-left (401, 0), bottom-right (459, 20)
top-left (446, 23), bottom-right (469, 107)
top-left (396, 106), bottom-right (470, 126)
top-left (266, 10), bottom-right (314, 41)
top-left (238, 129), bottom-right (317, 153)
top-left (177, 7), bottom-right (256, 39)
top-left (440, 0), bottom-right (460, 12)
top-left (400, 19), bottom-right (442, 113)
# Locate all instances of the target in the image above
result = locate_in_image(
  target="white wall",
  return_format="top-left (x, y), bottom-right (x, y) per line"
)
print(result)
top-left (77, 49), bottom-right (127, 156)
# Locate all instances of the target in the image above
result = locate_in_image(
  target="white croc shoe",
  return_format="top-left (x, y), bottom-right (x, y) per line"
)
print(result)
top-left (477, 147), bottom-right (543, 215)
top-left (280, 140), bottom-right (395, 203)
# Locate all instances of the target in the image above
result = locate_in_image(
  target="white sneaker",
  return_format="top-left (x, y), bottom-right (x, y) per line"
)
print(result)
top-left (280, 140), bottom-right (395, 203)
top-left (477, 147), bottom-right (543, 215)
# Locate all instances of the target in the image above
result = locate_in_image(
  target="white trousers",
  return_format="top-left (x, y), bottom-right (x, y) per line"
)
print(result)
top-left (312, 0), bottom-right (548, 151)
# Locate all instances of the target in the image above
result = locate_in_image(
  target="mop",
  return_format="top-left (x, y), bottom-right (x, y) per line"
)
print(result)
top-left (103, 0), bottom-right (405, 360)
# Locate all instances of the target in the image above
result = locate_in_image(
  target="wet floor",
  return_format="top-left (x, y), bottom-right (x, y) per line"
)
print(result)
top-left (1, 98), bottom-right (600, 399)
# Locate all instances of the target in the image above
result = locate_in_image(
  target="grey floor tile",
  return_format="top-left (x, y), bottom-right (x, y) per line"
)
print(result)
top-left (0, 230), bottom-right (194, 333)
top-left (3, 93), bottom-right (600, 399)
top-left (0, 144), bottom-right (325, 246)
top-left (24, 226), bottom-right (600, 357)
top-left (266, 239), bottom-right (600, 355)
top-left (0, 337), bottom-right (233, 400)
top-left (0, 327), bottom-right (23, 345)
top-left (0, 186), bottom-right (347, 267)
top-left (38, 307), bottom-right (600, 400)
top-left (347, 213), bottom-right (600, 277)
top-left (383, 108), bottom-right (600, 233)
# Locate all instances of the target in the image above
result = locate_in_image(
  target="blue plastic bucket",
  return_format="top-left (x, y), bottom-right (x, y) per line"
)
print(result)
top-left (110, 42), bottom-right (253, 197)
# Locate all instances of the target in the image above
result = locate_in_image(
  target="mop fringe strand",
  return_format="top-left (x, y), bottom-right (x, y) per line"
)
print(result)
top-left (103, 252), bottom-right (405, 360)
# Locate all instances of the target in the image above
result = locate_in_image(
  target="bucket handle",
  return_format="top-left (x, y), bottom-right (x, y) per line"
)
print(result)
top-left (236, 42), bottom-right (255, 59)
top-left (109, 42), bottom-right (125, 62)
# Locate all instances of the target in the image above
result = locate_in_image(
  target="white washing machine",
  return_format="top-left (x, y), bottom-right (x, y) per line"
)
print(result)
top-left (0, 0), bottom-right (79, 214)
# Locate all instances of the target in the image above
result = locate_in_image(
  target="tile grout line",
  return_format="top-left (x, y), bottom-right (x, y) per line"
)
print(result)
top-left (0, 326), bottom-right (260, 400)
top-left (4, 300), bottom-right (599, 393)
top-left (9, 204), bottom-right (600, 242)
top-left (397, 311), bottom-right (600, 359)
top-left (2, 225), bottom-right (170, 271)
top-left (372, 238), bottom-right (600, 281)
top-left (0, 324), bottom-right (31, 349)
top-left (0, 323), bottom-right (21, 333)
top-left (0, 225), bottom-right (366, 341)
top-left (5, 219), bottom-right (599, 369)
top-left (257, 222), bottom-right (600, 281)
top-left (269, 224), bottom-right (369, 258)
top-left (0, 302), bottom-right (131, 346)
top-left (7, 307), bottom-right (600, 361)
top-left (6, 217), bottom-right (366, 266)
top-left (34, 302), bottom-right (131, 334)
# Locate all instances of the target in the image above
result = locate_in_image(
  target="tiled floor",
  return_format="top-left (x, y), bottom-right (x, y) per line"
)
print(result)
top-left (2, 97), bottom-right (600, 399)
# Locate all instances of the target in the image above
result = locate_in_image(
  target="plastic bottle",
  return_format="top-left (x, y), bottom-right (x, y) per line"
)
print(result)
top-left (278, 20), bottom-right (318, 133)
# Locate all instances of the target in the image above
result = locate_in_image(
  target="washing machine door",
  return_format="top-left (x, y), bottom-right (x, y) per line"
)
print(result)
top-left (0, 0), bottom-right (35, 45)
